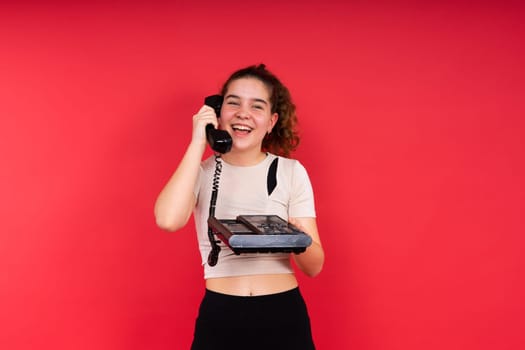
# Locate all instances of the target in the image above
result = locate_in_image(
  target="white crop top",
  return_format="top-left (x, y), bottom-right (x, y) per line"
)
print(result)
top-left (193, 153), bottom-right (316, 279)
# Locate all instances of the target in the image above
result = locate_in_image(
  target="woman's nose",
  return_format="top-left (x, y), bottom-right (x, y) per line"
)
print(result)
top-left (235, 107), bottom-right (249, 118)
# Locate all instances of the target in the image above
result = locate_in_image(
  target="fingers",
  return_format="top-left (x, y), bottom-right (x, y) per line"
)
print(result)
top-left (191, 105), bottom-right (218, 144)
top-left (289, 217), bottom-right (303, 230)
top-left (193, 105), bottom-right (218, 129)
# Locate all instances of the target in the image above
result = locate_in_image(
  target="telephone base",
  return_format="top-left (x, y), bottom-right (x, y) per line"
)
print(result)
top-left (208, 215), bottom-right (312, 255)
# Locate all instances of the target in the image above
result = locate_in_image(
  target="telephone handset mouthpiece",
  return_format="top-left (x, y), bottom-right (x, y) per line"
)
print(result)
top-left (204, 95), bottom-right (232, 154)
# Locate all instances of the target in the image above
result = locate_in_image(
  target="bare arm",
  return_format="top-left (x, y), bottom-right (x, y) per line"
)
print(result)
top-left (290, 217), bottom-right (324, 277)
top-left (154, 105), bottom-right (218, 232)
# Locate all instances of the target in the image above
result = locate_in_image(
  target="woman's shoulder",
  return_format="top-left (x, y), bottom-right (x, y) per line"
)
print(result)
top-left (270, 153), bottom-right (295, 163)
top-left (200, 155), bottom-right (218, 172)
top-left (271, 153), bottom-right (308, 174)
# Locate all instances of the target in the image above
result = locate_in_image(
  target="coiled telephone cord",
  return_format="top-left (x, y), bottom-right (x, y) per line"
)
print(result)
top-left (207, 154), bottom-right (223, 266)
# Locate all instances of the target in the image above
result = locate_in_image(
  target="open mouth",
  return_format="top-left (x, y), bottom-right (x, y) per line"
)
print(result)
top-left (231, 124), bottom-right (253, 133)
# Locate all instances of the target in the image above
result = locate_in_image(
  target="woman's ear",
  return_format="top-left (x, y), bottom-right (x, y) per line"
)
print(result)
top-left (268, 113), bottom-right (279, 133)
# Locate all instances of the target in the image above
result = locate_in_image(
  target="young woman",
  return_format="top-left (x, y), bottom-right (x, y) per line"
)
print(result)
top-left (154, 64), bottom-right (324, 349)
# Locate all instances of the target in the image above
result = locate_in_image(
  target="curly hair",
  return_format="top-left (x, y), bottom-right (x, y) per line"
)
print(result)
top-left (220, 64), bottom-right (300, 157)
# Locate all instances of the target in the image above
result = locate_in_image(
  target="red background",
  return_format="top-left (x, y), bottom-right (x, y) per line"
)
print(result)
top-left (1, 1), bottom-right (524, 349)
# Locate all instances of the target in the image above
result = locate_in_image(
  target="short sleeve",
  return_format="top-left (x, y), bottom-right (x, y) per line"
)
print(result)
top-left (289, 161), bottom-right (316, 218)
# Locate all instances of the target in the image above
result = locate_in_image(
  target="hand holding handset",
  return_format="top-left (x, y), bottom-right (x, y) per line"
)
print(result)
top-left (204, 95), bottom-right (232, 154)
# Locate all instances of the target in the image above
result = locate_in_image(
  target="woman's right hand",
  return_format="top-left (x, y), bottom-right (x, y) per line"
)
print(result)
top-left (191, 105), bottom-right (218, 146)
top-left (155, 104), bottom-right (218, 232)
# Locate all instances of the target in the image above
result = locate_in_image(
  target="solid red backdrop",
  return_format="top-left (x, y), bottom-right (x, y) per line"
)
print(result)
top-left (1, 2), bottom-right (524, 349)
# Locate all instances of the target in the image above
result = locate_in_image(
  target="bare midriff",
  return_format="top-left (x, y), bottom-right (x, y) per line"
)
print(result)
top-left (205, 273), bottom-right (298, 296)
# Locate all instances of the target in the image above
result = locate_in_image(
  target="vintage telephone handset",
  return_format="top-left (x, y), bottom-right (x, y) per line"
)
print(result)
top-left (204, 95), bottom-right (232, 154)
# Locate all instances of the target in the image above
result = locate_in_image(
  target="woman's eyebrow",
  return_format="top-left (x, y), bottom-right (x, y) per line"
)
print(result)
top-left (253, 98), bottom-right (269, 105)
top-left (225, 94), bottom-right (240, 100)
top-left (225, 94), bottom-right (268, 105)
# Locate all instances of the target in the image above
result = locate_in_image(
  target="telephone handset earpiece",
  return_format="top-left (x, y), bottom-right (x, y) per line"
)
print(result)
top-left (204, 95), bottom-right (232, 154)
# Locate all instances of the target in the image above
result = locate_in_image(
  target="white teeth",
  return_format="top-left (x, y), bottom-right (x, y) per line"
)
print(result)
top-left (232, 125), bottom-right (252, 131)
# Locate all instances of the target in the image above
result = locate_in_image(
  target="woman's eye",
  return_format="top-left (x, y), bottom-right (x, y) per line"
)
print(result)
top-left (227, 101), bottom-right (239, 106)
top-left (253, 105), bottom-right (264, 110)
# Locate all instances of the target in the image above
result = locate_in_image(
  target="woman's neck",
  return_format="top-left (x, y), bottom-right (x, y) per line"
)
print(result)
top-left (221, 149), bottom-right (267, 167)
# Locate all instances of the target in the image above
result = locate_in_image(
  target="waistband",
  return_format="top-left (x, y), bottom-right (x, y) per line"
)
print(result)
top-left (204, 286), bottom-right (300, 301)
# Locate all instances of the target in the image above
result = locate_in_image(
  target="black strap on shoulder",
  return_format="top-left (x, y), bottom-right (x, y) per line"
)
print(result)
top-left (267, 157), bottom-right (279, 196)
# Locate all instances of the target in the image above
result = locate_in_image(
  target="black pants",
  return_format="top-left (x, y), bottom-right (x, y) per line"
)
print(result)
top-left (191, 287), bottom-right (315, 350)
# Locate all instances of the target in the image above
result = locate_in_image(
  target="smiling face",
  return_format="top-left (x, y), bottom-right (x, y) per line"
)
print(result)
top-left (219, 77), bottom-right (278, 156)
